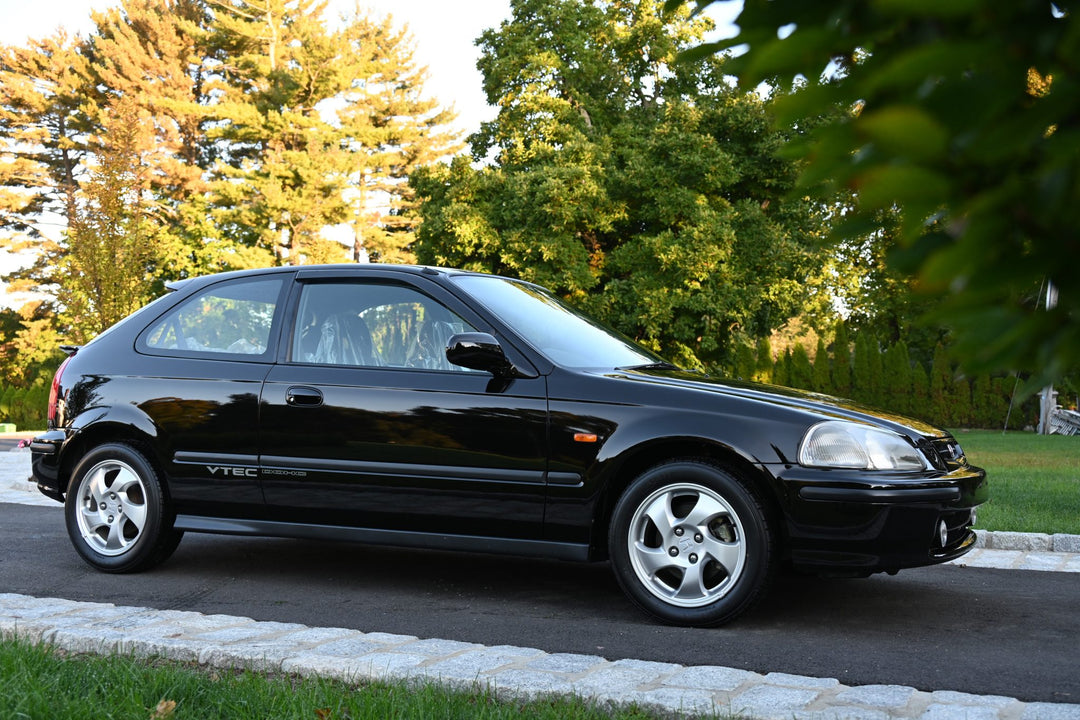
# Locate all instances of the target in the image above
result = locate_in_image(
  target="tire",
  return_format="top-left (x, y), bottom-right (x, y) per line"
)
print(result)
top-left (65, 443), bottom-right (183, 573)
top-left (609, 459), bottom-right (775, 626)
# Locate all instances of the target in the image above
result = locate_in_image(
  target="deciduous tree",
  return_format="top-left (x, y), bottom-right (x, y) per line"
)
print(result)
top-left (414, 0), bottom-right (821, 370)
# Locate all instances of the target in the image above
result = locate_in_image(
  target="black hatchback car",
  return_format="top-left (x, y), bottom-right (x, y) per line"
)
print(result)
top-left (32, 265), bottom-right (987, 626)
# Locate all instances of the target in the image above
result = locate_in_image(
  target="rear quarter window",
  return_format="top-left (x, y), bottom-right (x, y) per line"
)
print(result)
top-left (139, 277), bottom-right (286, 360)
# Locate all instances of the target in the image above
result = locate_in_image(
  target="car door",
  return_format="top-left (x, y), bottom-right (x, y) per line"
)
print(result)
top-left (259, 270), bottom-right (550, 539)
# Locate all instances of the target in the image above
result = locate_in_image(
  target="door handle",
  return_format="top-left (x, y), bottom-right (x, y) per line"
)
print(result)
top-left (286, 386), bottom-right (323, 407)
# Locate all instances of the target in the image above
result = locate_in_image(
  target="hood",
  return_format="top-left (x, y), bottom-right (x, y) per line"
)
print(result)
top-left (607, 366), bottom-right (947, 440)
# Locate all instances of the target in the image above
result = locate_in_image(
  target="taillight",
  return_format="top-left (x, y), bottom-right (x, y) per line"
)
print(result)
top-left (48, 356), bottom-right (73, 427)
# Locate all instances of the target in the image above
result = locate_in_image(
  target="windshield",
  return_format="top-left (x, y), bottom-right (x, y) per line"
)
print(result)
top-left (453, 275), bottom-right (665, 370)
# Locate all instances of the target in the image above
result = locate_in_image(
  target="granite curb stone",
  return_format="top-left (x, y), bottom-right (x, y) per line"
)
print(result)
top-left (2, 593), bottom-right (1079, 720)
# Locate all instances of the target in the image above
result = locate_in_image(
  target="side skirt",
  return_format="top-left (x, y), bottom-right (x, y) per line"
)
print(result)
top-left (173, 515), bottom-right (591, 562)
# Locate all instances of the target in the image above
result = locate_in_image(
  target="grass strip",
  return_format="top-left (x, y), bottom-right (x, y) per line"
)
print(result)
top-left (955, 430), bottom-right (1080, 535)
top-left (0, 636), bottom-right (707, 720)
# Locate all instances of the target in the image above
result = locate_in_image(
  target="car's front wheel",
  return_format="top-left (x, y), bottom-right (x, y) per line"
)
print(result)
top-left (609, 460), bottom-right (775, 626)
top-left (65, 443), bottom-right (183, 573)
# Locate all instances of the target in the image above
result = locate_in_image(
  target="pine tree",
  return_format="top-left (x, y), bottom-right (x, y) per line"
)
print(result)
top-left (0, 31), bottom-right (94, 281)
top-left (773, 349), bottom-right (792, 387)
top-left (852, 334), bottom-right (877, 405)
top-left (831, 320), bottom-right (852, 397)
top-left (911, 362), bottom-right (930, 421)
top-left (972, 375), bottom-right (1000, 429)
top-left (336, 14), bottom-right (460, 263)
top-left (734, 342), bottom-right (756, 381)
top-left (812, 336), bottom-right (831, 393)
top-left (85, 0), bottom-right (213, 275)
top-left (205, 1), bottom-right (458, 265)
top-left (754, 336), bottom-right (773, 384)
top-left (790, 343), bottom-right (813, 390)
top-left (929, 344), bottom-right (952, 426)
top-left (882, 341), bottom-right (912, 415)
top-left (949, 376), bottom-right (972, 428)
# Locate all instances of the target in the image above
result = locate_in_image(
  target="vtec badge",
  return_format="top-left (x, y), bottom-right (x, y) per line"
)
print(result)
top-left (206, 465), bottom-right (258, 478)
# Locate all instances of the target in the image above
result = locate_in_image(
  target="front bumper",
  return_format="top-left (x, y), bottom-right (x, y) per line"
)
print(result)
top-left (776, 464), bottom-right (988, 575)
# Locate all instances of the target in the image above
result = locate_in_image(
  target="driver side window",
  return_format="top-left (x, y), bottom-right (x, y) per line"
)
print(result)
top-left (292, 282), bottom-right (479, 371)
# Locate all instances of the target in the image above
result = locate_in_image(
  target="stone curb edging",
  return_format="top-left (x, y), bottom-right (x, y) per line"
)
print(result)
top-left (973, 531), bottom-right (1080, 554)
top-left (3, 593), bottom-right (1079, 720)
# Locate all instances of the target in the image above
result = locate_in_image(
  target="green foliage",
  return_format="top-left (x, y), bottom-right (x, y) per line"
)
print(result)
top-left (929, 344), bottom-right (952, 426)
top-left (753, 336), bottom-right (773, 384)
top-left (772, 348), bottom-right (791, 388)
top-left (670, 0), bottom-right (1080, 390)
top-left (734, 342), bottom-right (756, 381)
top-left (811, 336), bottom-right (830, 392)
top-left (414, 0), bottom-right (823, 371)
top-left (950, 377), bottom-right (973, 429)
top-left (971, 375), bottom-right (999, 430)
top-left (789, 343), bottom-right (813, 391)
top-left (910, 362), bottom-right (929, 420)
top-left (851, 333), bottom-right (882, 408)
top-left (0, 637), bottom-right (666, 720)
top-left (0, 304), bottom-right (66, 389)
top-left (881, 341), bottom-right (912, 416)
top-left (830, 320), bottom-right (851, 397)
top-left (778, 328), bottom-right (1033, 430)
top-left (56, 99), bottom-right (165, 342)
top-left (0, 384), bottom-right (48, 428)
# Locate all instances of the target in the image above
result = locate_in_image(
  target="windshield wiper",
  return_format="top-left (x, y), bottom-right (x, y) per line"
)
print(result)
top-left (620, 361), bottom-right (682, 372)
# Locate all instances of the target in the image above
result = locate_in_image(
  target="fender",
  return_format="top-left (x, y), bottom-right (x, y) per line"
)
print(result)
top-left (69, 403), bottom-right (163, 441)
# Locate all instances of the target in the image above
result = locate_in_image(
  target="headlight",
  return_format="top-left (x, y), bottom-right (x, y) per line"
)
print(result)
top-left (798, 420), bottom-right (931, 471)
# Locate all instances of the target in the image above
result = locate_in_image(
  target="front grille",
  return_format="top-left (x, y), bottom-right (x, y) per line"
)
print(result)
top-left (927, 436), bottom-right (968, 471)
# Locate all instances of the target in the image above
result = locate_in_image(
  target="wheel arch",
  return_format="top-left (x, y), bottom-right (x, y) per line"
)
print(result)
top-left (58, 419), bottom-right (166, 499)
top-left (590, 438), bottom-right (787, 560)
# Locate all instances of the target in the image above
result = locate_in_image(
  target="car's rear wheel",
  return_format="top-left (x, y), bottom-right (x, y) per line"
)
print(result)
top-left (65, 443), bottom-right (183, 573)
top-left (609, 459), bottom-right (774, 626)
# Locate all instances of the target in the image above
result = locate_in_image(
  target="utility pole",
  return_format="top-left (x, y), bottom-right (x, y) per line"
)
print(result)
top-left (1037, 280), bottom-right (1058, 435)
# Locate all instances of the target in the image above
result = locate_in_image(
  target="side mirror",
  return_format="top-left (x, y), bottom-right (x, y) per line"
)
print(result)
top-left (446, 333), bottom-right (534, 378)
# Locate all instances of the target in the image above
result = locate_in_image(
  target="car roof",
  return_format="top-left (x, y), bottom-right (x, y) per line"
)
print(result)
top-left (163, 264), bottom-right (476, 294)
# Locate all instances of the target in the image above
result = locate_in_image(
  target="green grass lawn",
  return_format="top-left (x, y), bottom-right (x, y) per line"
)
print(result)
top-left (953, 430), bottom-right (1080, 535)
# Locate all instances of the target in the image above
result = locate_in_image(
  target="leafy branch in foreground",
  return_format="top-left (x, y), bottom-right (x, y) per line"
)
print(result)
top-left (669, 0), bottom-right (1079, 391)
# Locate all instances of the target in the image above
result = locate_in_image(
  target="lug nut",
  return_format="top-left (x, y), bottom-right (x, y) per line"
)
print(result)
top-left (694, 533), bottom-right (703, 543)
top-left (689, 553), bottom-right (698, 564)
top-left (669, 547), bottom-right (679, 557)
top-left (674, 528), bottom-right (684, 537)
